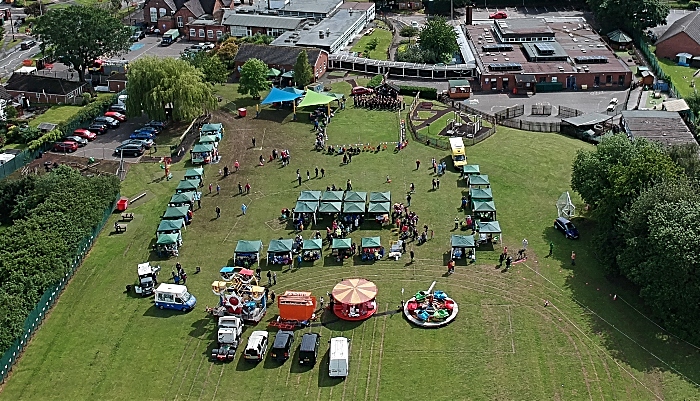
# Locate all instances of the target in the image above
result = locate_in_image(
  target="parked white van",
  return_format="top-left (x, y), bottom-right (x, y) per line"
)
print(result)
top-left (328, 337), bottom-right (350, 378)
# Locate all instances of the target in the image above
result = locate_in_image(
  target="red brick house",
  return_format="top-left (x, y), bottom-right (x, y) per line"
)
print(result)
top-left (5, 74), bottom-right (87, 105)
top-left (233, 44), bottom-right (328, 82)
top-left (656, 11), bottom-right (700, 59)
top-left (143, 0), bottom-right (226, 41)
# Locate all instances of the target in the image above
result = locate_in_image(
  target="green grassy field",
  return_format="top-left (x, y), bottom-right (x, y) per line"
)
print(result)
top-left (351, 28), bottom-right (393, 61)
top-left (2, 84), bottom-right (700, 400)
top-left (658, 58), bottom-right (700, 99)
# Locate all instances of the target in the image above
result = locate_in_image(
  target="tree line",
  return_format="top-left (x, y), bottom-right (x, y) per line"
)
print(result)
top-left (0, 167), bottom-right (120, 353)
top-left (571, 135), bottom-right (700, 341)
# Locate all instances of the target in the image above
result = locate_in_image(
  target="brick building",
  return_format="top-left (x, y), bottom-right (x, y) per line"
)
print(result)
top-left (233, 44), bottom-right (328, 82)
top-left (5, 74), bottom-right (87, 105)
top-left (143, 0), bottom-right (225, 41)
top-left (655, 11), bottom-right (700, 60)
top-left (221, 11), bottom-right (304, 38)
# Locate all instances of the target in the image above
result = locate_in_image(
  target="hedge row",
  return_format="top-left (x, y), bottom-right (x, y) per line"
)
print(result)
top-left (398, 85), bottom-right (438, 100)
top-left (367, 75), bottom-right (384, 88)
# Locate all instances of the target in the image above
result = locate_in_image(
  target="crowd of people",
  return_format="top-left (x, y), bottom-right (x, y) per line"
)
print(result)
top-left (353, 93), bottom-right (404, 110)
top-left (393, 203), bottom-right (430, 245)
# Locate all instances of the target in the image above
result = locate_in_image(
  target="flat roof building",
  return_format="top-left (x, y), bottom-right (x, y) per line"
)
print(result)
top-left (272, 8), bottom-right (370, 54)
top-left (222, 10), bottom-right (305, 37)
top-left (276, 0), bottom-right (343, 19)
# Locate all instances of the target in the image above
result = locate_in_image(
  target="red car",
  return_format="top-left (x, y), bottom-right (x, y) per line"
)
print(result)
top-left (489, 11), bottom-right (507, 19)
top-left (73, 128), bottom-right (97, 141)
top-left (351, 86), bottom-right (373, 95)
top-left (104, 111), bottom-right (127, 122)
top-left (54, 141), bottom-right (78, 152)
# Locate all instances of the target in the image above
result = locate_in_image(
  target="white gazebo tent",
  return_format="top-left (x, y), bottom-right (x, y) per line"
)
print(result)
top-left (556, 192), bottom-right (575, 219)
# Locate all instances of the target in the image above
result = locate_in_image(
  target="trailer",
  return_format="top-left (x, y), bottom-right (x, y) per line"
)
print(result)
top-left (133, 262), bottom-right (160, 296)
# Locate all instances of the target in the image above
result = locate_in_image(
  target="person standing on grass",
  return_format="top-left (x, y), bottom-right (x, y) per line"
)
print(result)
top-left (297, 173), bottom-right (302, 186)
top-left (238, 182), bottom-right (243, 195)
top-left (436, 178), bottom-right (440, 189)
top-left (549, 241), bottom-right (554, 256)
top-left (410, 248), bottom-right (415, 263)
top-left (307, 170), bottom-right (310, 180)
top-left (273, 272), bottom-right (277, 285)
top-left (267, 270), bottom-right (272, 286)
top-left (223, 166), bottom-right (229, 177)
top-left (209, 183), bottom-right (212, 194)
top-left (216, 184), bottom-right (220, 195)
top-left (410, 183), bottom-right (415, 193)
top-left (522, 238), bottom-right (529, 251)
top-left (270, 290), bottom-right (276, 302)
top-left (234, 160), bottom-right (239, 171)
top-left (245, 182), bottom-right (251, 194)
top-left (321, 168), bottom-right (325, 178)
top-left (432, 178), bottom-right (436, 190)
top-left (571, 251), bottom-right (576, 266)
top-left (416, 159), bottom-right (421, 170)
top-left (315, 166), bottom-right (319, 178)
top-left (241, 203), bottom-right (247, 215)
top-left (454, 217), bottom-right (459, 230)
top-left (215, 206), bottom-right (221, 219)
top-left (406, 193), bottom-right (411, 207)
top-left (197, 198), bottom-right (201, 209)
top-left (252, 137), bottom-right (256, 148)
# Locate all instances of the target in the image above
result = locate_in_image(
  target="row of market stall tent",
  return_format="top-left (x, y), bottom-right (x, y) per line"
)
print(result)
top-left (293, 190), bottom-right (392, 223)
top-left (155, 167), bottom-right (204, 257)
top-left (451, 164), bottom-right (502, 261)
top-left (191, 123), bottom-right (224, 165)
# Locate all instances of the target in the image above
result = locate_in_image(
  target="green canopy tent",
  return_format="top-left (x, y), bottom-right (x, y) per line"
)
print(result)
top-left (156, 233), bottom-right (180, 245)
top-left (157, 218), bottom-right (184, 234)
top-left (281, 70), bottom-right (294, 78)
top-left (234, 240), bottom-right (263, 267)
top-left (450, 234), bottom-right (475, 261)
top-left (469, 187), bottom-right (493, 201)
top-left (367, 202), bottom-right (390, 214)
top-left (191, 143), bottom-right (215, 165)
top-left (294, 200), bottom-right (318, 224)
top-left (155, 233), bottom-right (181, 257)
top-left (162, 206), bottom-right (190, 223)
top-left (267, 239), bottom-right (294, 265)
top-left (360, 236), bottom-right (382, 261)
top-left (198, 135), bottom-right (218, 146)
top-left (468, 174), bottom-right (490, 188)
top-left (361, 236), bottom-right (381, 248)
top-left (321, 191), bottom-right (344, 202)
top-left (176, 179), bottom-right (200, 194)
top-left (297, 89), bottom-right (336, 108)
top-left (462, 165), bottom-right (480, 176)
top-left (319, 201), bottom-right (342, 214)
top-left (471, 200), bottom-right (497, 221)
top-left (344, 191), bottom-right (367, 202)
top-left (369, 191), bottom-right (391, 203)
top-left (169, 192), bottom-right (194, 208)
top-left (184, 168), bottom-right (204, 183)
top-left (343, 202), bottom-right (365, 214)
top-left (298, 190), bottom-right (322, 202)
top-left (267, 67), bottom-right (281, 77)
top-left (476, 220), bottom-right (502, 244)
top-left (331, 238), bottom-right (352, 249)
top-left (303, 238), bottom-right (323, 250)
top-left (201, 123), bottom-right (224, 140)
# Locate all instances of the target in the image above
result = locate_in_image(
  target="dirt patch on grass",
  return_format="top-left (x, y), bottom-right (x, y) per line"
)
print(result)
top-left (8, 153), bottom-right (125, 180)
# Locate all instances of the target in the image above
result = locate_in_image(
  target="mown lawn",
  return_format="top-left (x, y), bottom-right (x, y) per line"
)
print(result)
top-left (2, 84), bottom-right (700, 400)
top-left (657, 58), bottom-right (700, 98)
top-left (351, 28), bottom-right (393, 61)
top-left (28, 104), bottom-right (83, 128)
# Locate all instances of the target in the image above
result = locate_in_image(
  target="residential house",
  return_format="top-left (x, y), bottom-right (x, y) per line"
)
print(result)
top-left (143, 0), bottom-right (225, 40)
top-left (222, 10), bottom-right (304, 38)
top-left (107, 72), bottom-right (128, 93)
top-left (233, 44), bottom-right (328, 82)
top-left (5, 74), bottom-right (87, 105)
top-left (187, 16), bottom-right (227, 42)
top-left (655, 11), bottom-right (700, 59)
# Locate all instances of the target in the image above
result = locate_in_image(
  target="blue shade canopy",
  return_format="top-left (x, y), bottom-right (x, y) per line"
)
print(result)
top-left (282, 86), bottom-right (304, 95)
top-left (261, 87), bottom-right (304, 104)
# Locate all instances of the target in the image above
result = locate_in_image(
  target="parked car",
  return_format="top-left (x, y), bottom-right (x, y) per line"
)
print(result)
top-left (64, 135), bottom-right (88, 147)
top-left (20, 39), bottom-right (36, 50)
top-left (554, 217), bottom-right (579, 239)
top-left (88, 123), bottom-right (108, 134)
top-left (54, 141), bottom-right (78, 152)
top-left (138, 126), bottom-right (160, 135)
top-left (351, 86), bottom-right (373, 95)
top-left (201, 43), bottom-right (215, 50)
top-left (298, 333), bottom-right (320, 366)
top-left (104, 111), bottom-right (127, 122)
top-left (147, 120), bottom-right (166, 130)
top-left (115, 143), bottom-right (145, 157)
top-left (131, 30), bottom-right (145, 41)
top-left (73, 128), bottom-right (97, 141)
top-left (244, 331), bottom-right (269, 362)
top-left (109, 104), bottom-right (127, 113)
top-left (270, 331), bottom-right (294, 362)
top-left (122, 138), bottom-right (154, 149)
top-left (489, 11), bottom-right (507, 19)
top-left (130, 131), bottom-right (156, 140)
top-left (94, 116), bottom-right (119, 128)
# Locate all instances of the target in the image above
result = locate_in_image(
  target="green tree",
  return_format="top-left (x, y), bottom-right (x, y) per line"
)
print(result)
top-left (23, 2), bottom-right (41, 17)
top-left (181, 51), bottom-right (229, 84)
top-left (618, 180), bottom-right (700, 341)
top-left (418, 17), bottom-right (458, 64)
top-left (216, 37), bottom-right (239, 68)
top-left (588, 0), bottom-right (668, 33)
top-left (126, 56), bottom-right (216, 121)
top-left (110, 0), bottom-right (123, 12)
top-left (32, 6), bottom-right (130, 83)
top-left (238, 58), bottom-right (270, 98)
top-left (684, 92), bottom-right (700, 119)
top-left (667, 143), bottom-right (700, 180)
top-left (366, 37), bottom-right (379, 51)
top-left (400, 26), bottom-right (419, 37)
top-left (571, 134), bottom-right (683, 270)
top-left (293, 50), bottom-right (313, 88)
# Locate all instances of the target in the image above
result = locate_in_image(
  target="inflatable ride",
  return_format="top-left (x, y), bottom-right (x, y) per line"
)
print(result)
top-left (403, 281), bottom-right (458, 328)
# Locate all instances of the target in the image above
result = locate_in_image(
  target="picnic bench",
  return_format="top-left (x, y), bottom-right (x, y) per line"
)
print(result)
top-left (121, 213), bottom-right (134, 221)
top-left (114, 222), bottom-right (127, 233)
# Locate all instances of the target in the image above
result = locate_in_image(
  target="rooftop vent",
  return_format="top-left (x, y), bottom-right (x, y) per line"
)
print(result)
top-left (319, 30), bottom-right (324, 38)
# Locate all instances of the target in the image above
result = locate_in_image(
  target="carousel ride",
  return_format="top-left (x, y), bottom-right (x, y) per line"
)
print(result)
top-left (331, 278), bottom-right (378, 321)
top-left (209, 267), bottom-right (267, 324)
top-left (403, 281), bottom-right (458, 328)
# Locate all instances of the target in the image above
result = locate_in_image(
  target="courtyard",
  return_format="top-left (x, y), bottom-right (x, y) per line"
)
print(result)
top-left (1, 82), bottom-right (699, 400)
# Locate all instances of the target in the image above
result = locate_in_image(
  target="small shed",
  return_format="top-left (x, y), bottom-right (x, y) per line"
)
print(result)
top-left (450, 234), bottom-right (475, 260)
top-left (175, 179), bottom-right (200, 194)
top-left (321, 191), bottom-right (344, 202)
top-left (448, 79), bottom-right (472, 99)
top-left (640, 70), bottom-right (654, 86)
top-left (469, 187), bottom-right (493, 201)
top-left (468, 174), bottom-right (490, 188)
top-left (234, 240), bottom-right (263, 267)
top-left (267, 239), bottom-right (294, 265)
top-left (344, 191), bottom-right (367, 202)
top-left (606, 29), bottom-right (633, 50)
top-left (677, 52), bottom-right (693, 66)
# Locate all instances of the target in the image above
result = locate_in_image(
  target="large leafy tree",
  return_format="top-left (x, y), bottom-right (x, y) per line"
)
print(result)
top-left (667, 143), bottom-right (700, 181)
top-left (238, 58), bottom-right (270, 98)
top-left (216, 37), bottom-right (239, 68)
top-left (32, 5), bottom-right (131, 83)
top-left (588, 0), bottom-right (668, 33)
top-left (571, 134), bottom-right (683, 270)
top-left (618, 180), bottom-right (700, 341)
top-left (293, 50), bottom-right (313, 88)
top-left (419, 17), bottom-right (458, 64)
top-left (181, 51), bottom-right (229, 84)
top-left (126, 56), bottom-right (217, 121)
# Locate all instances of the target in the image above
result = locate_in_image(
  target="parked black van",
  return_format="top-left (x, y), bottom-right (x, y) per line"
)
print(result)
top-left (298, 333), bottom-right (320, 365)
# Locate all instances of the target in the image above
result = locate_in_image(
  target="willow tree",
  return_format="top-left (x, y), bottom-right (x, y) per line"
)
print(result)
top-left (126, 56), bottom-right (217, 121)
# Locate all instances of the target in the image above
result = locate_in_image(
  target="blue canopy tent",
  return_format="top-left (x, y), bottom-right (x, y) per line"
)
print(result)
top-left (261, 87), bottom-right (304, 105)
top-left (283, 87), bottom-right (305, 95)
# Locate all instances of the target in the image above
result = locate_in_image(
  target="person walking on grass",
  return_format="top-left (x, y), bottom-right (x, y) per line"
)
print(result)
top-left (315, 167), bottom-right (319, 178)
top-left (307, 170), bottom-right (310, 180)
top-left (234, 160), bottom-right (239, 172)
top-left (241, 203), bottom-right (247, 215)
top-left (549, 241), bottom-right (554, 256)
top-left (416, 160), bottom-right (420, 170)
top-left (252, 137), bottom-right (256, 148)
top-left (297, 173), bottom-right (302, 186)
top-left (406, 193), bottom-right (411, 207)
top-left (273, 272), bottom-right (277, 285)
top-left (245, 182), bottom-right (251, 194)
top-left (571, 251), bottom-right (576, 266)
top-left (410, 248), bottom-right (415, 263)
top-left (267, 270), bottom-right (272, 286)
top-left (215, 206), bottom-right (221, 219)
top-left (321, 168), bottom-right (325, 178)
top-left (436, 178), bottom-right (440, 189)
top-left (454, 217), bottom-right (459, 230)
top-left (238, 182), bottom-right (243, 195)
top-left (209, 183), bottom-right (212, 194)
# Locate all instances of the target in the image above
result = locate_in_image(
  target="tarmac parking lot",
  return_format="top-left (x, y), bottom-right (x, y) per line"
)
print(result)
top-left (123, 34), bottom-right (194, 62)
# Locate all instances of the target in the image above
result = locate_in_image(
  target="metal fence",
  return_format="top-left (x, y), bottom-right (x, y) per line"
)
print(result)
top-left (558, 106), bottom-right (584, 119)
top-left (0, 142), bottom-right (54, 180)
top-left (531, 104), bottom-right (552, 115)
top-left (499, 119), bottom-right (561, 132)
top-left (0, 194), bottom-right (118, 384)
top-left (495, 104), bottom-right (524, 121)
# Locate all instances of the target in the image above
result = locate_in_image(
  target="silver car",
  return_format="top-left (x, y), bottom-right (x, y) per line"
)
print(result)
top-left (64, 135), bottom-right (88, 147)
top-left (122, 138), bottom-right (154, 149)
top-left (94, 116), bottom-right (119, 128)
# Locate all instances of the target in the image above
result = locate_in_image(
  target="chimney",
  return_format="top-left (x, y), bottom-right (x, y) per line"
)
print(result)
top-left (466, 6), bottom-right (473, 25)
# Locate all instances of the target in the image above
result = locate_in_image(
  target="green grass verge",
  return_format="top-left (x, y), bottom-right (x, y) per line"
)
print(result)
top-left (658, 58), bottom-right (700, 99)
top-left (2, 84), bottom-right (700, 400)
top-left (351, 28), bottom-right (393, 61)
top-left (28, 104), bottom-right (83, 128)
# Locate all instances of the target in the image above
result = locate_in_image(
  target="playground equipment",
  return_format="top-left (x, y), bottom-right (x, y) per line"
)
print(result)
top-left (269, 291), bottom-right (317, 330)
top-left (403, 281), bottom-right (459, 328)
top-left (160, 157), bottom-right (172, 180)
top-left (209, 267), bottom-right (267, 324)
top-left (331, 278), bottom-right (377, 321)
top-left (445, 111), bottom-right (482, 137)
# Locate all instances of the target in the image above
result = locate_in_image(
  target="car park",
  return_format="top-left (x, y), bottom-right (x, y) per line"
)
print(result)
top-left (554, 217), bottom-right (579, 239)
top-left (298, 333), bottom-right (320, 365)
top-left (94, 116), bottom-right (120, 128)
top-left (351, 86), bottom-right (373, 95)
top-left (115, 143), bottom-right (145, 157)
top-left (131, 30), bottom-right (145, 41)
top-left (88, 123), bottom-right (108, 134)
top-left (73, 128), bottom-right (96, 141)
top-left (64, 136), bottom-right (88, 147)
top-left (54, 141), bottom-right (78, 152)
top-left (270, 331), bottom-right (294, 362)
top-left (244, 331), bottom-right (269, 362)
top-left (130, 131), bottom-right (156, 140)
top-left (489, 11), bottom-right (508, 19)
top-left (104, 111), bottom-right (127, 122)
top-left (109, 104), bottom-right (127, 113)
top-left (122, 138), bottom-right (154, 149)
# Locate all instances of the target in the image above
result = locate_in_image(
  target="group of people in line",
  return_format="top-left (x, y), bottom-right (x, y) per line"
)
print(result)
top-left (353, 93), bottom-right (404, 110)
